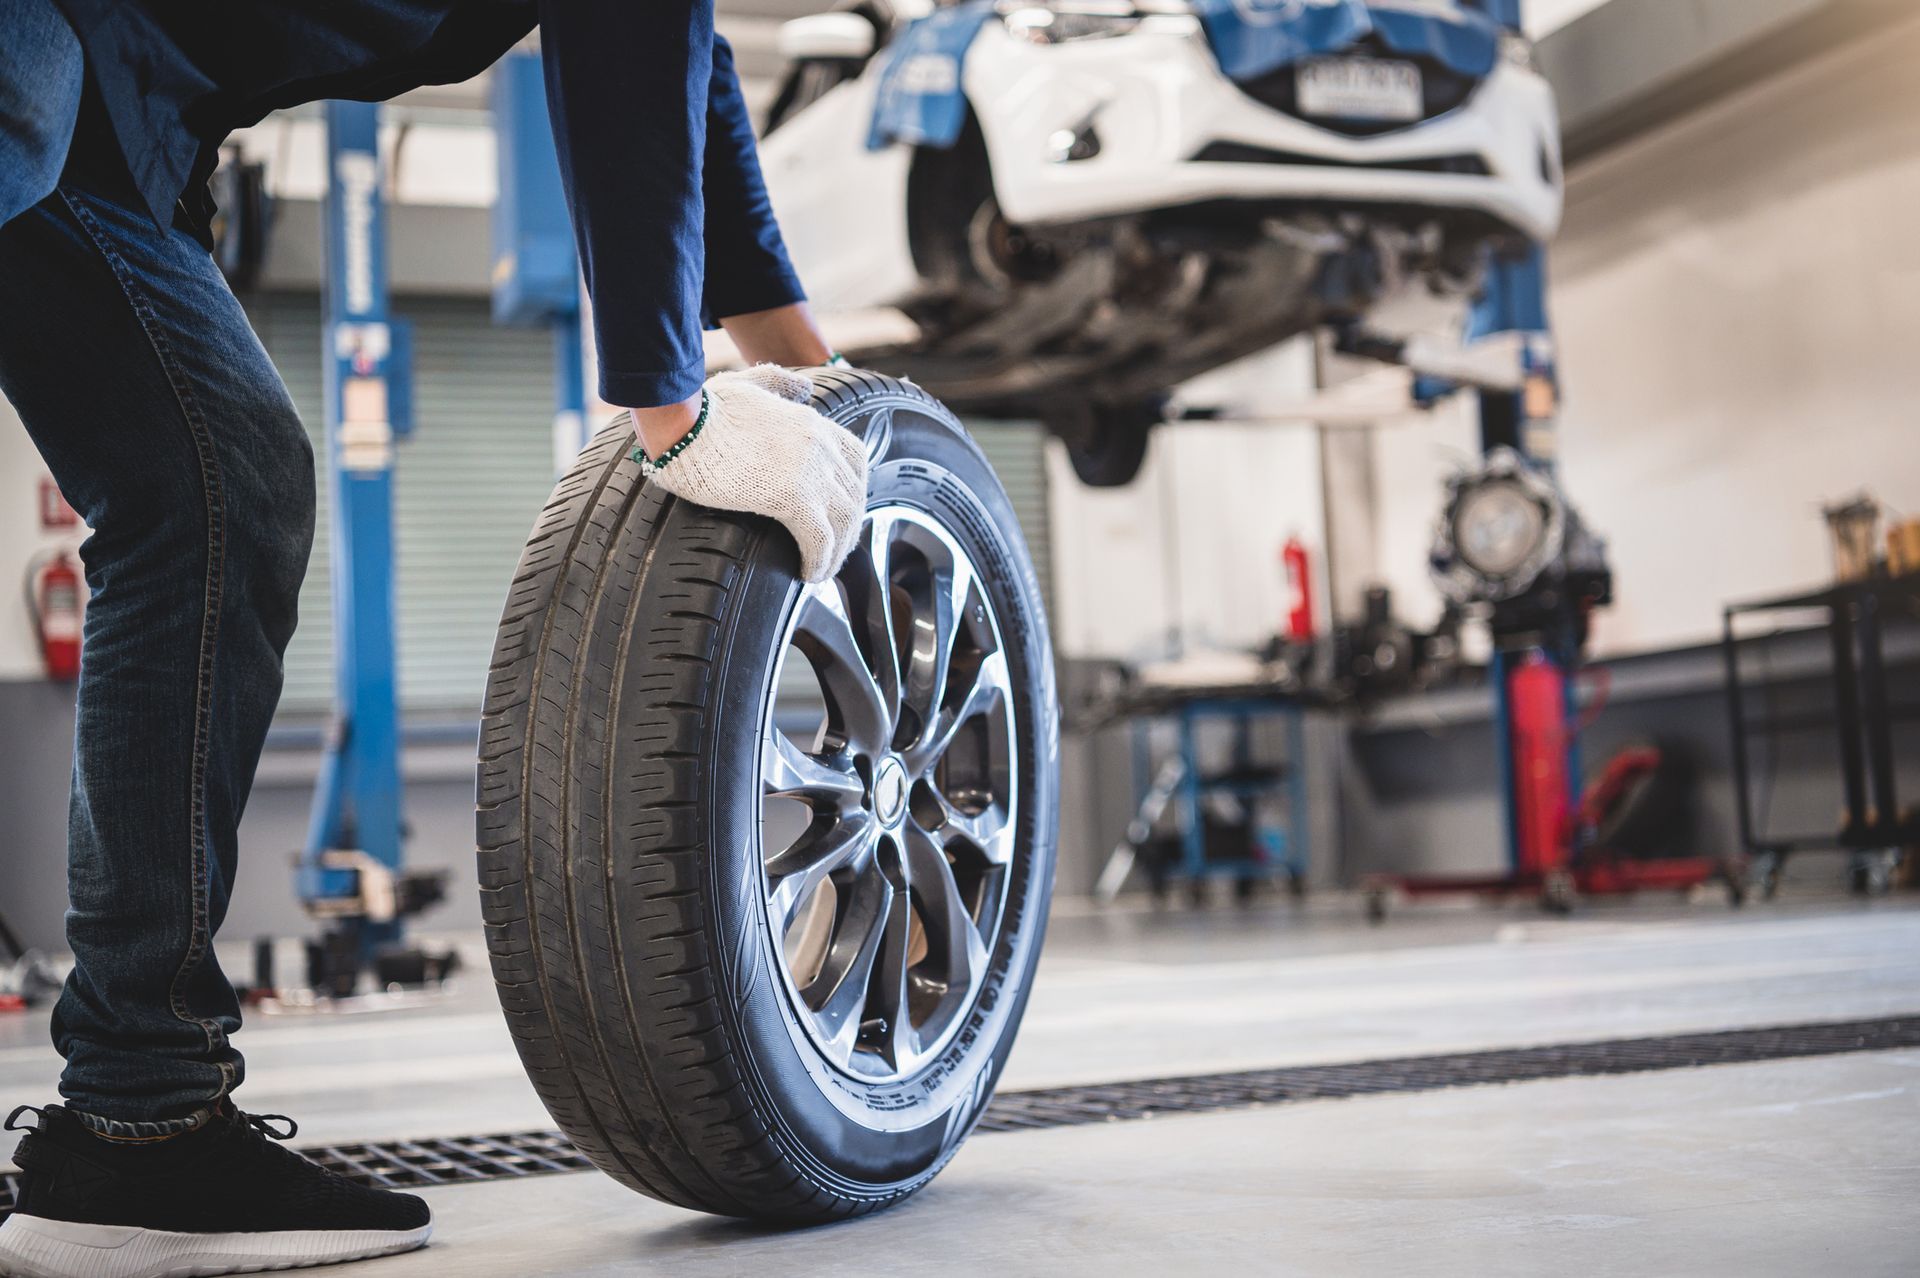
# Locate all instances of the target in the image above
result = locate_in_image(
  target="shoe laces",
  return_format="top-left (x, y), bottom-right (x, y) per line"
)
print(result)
top-left (241, 1111), bottom-right (299, 1141)
top-left (212, 1102), bottom-right (298, 1144)
top-left (4, 1104), bottom-right (45, 1132)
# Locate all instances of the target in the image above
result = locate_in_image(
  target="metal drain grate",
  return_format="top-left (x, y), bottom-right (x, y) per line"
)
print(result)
top-left (972, 1015), bottom-right (1920, 1132)
top-left (2, 1016), bottom-right (1914, 1216)
top-left (302, 1129), bottom-right (597, 1187)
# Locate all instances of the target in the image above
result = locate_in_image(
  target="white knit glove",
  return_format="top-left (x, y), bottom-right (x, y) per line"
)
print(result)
top-left (633, 364), bottom-right (868, 583)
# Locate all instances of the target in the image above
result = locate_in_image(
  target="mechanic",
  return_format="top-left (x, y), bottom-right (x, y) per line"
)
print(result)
top-left (0, 0), bottom-right (865, 1273)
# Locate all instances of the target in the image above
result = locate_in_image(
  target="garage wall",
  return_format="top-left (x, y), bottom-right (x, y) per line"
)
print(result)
top-left (1368, 12), bottom-right (1920, 655)
top-left (1045, 335), bottom-right (1338, 664)
top-left (1046, 418), bottom-right (1327, 662)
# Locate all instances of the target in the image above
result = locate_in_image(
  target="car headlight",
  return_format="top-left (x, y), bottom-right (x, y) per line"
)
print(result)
top-left (998, 1), bottom-right (1142, 44)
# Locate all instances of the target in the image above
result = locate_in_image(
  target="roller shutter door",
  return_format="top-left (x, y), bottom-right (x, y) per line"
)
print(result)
top-left (963, 419), bottom-right (1053, 611)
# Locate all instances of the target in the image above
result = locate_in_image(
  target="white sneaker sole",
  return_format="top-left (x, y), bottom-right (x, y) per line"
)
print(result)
top-left (0, 1213), bottom-right (432, 1278)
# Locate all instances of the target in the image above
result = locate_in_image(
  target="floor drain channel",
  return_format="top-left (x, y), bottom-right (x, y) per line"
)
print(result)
top-left (3, 1015), bottom-right (1914, 1215)
top-left (974, 1015), bottom-right (1920, 1132)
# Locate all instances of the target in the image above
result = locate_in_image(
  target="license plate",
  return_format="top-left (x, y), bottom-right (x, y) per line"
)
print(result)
top-left (1296, 56), bottom-right (1424, 123)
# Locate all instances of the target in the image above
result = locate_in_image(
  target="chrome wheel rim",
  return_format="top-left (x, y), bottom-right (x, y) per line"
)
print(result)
top-left (760, 504), bottom-right (1018, 1083)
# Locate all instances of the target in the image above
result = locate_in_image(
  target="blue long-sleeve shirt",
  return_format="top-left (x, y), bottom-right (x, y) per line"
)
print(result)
top-left (539, 4), bottom-right (804, 404)
top-left (2, 0), bottom-right (804, 407)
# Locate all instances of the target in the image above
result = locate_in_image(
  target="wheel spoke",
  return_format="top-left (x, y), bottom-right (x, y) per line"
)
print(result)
top-left (767, 814), bottom-right (873, 933)
top-left (901, 547), bottom-right (974, 745)
top-left (763, 728), bottom-right (863, 811)
top-left (868, 881), bottom-right (919, 1073)
top-left (793, 584), bottom-right (893, 756)
top-left (804, 870), bottom-right (894, 1064)
top-left (840, 513), bottom-right (904, 731)
top-left (904, 648), bottom-right (1008, 778)
top-left (904, 826), bottom-right (989, 1006)
top-left (933, 791), bottom-right (1013, 867)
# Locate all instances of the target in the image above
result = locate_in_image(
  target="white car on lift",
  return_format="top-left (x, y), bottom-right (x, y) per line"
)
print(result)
top-left (758, 0), bottom-right (1563, 485)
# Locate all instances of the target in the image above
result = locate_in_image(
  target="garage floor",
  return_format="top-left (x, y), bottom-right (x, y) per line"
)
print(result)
top-left (4, 899), bottom-right (1917, 1275)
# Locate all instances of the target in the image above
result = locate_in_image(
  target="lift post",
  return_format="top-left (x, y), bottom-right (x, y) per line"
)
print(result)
top-left (490, 49), bottom-right (589, 470)
top-left (299, 100), bottom-right (442, 989)
top-left (1471, 245), bottom-right (1575, 876)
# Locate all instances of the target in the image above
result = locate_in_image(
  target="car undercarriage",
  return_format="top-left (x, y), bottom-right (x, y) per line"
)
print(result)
top-left (856, 137), bottom-right (1512, 480)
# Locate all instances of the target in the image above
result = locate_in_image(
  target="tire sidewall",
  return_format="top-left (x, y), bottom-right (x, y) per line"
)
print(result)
top-left (694, 388), bottom-right (1058, 1194)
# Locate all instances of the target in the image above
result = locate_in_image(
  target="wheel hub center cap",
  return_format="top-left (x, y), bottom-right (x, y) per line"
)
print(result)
top-left (874, 758), bottom-right (908, 827)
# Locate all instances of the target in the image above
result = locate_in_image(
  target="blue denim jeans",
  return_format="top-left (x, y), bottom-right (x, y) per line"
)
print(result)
top-left (0, 173), bottom-right (316, 1129)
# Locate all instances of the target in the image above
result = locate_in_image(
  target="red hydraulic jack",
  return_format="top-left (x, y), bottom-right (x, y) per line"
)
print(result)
top-left (1364, 651), bottom-right (1724, 921)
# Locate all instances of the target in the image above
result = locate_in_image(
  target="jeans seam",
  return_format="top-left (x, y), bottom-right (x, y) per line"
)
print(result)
top-left (59, 190), bottom-right (235, 1101)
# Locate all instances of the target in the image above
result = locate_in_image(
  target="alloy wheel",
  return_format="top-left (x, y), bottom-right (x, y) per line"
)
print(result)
top-left (760, 504), bottom-right (1018, 1083)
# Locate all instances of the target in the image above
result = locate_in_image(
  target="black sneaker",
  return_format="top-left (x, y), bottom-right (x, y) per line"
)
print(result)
top-left (0, 1103), bottom-right (431, 1278)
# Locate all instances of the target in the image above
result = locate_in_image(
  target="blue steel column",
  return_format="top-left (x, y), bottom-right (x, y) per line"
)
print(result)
top-left (1476, 247), bottom-right (1569, 872)
top-left (1467, 0), bottom-right (1579, 871)
top-left (302, 99), bottom-right (405, 949)
top-left (490, 49), bottom-right (588, 471)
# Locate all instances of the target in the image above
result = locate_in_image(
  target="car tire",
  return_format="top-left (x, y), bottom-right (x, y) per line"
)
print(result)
top-left (1052, 399), bottom-right (1160, 488)
top-left (478, 368), bottom-right (1059, 1223)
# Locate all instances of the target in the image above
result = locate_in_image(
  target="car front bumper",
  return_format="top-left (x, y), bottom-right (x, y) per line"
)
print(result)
top-left (962, 15), bottom-right (1563, 243)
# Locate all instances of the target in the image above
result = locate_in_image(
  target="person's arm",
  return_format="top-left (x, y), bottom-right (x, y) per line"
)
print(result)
top-left (698, 34), bottom-right (831, 365)
top-left (537, 0), bottom-right (712, 411)
top-left (720, 302), bottom-right (832, 368)
top-left (537, 3), bottom-right (866, 582)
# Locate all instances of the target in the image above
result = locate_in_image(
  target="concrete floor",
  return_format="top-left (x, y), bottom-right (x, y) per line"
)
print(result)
top-left (5, 896), bottom-right (1918, 1274)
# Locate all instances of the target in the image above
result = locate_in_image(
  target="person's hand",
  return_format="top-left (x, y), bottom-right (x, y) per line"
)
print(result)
top-left (633, 364), bottom-right (868, 583)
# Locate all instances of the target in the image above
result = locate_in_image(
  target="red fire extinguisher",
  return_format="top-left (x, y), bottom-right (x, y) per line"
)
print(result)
top-left (1281, 535), bottom-right (1316, 642)
top-left (27, 552), bottom-right (84, 681)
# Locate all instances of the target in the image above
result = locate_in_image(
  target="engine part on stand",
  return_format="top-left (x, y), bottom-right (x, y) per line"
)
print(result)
top-left (1430, 446), bottom-right (1612, 634)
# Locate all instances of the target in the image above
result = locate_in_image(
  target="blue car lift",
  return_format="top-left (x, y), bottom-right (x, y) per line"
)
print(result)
top-left (490, 50), bottom-right (589, 467)
top-left (297, 100), bottom-right (449, 994)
